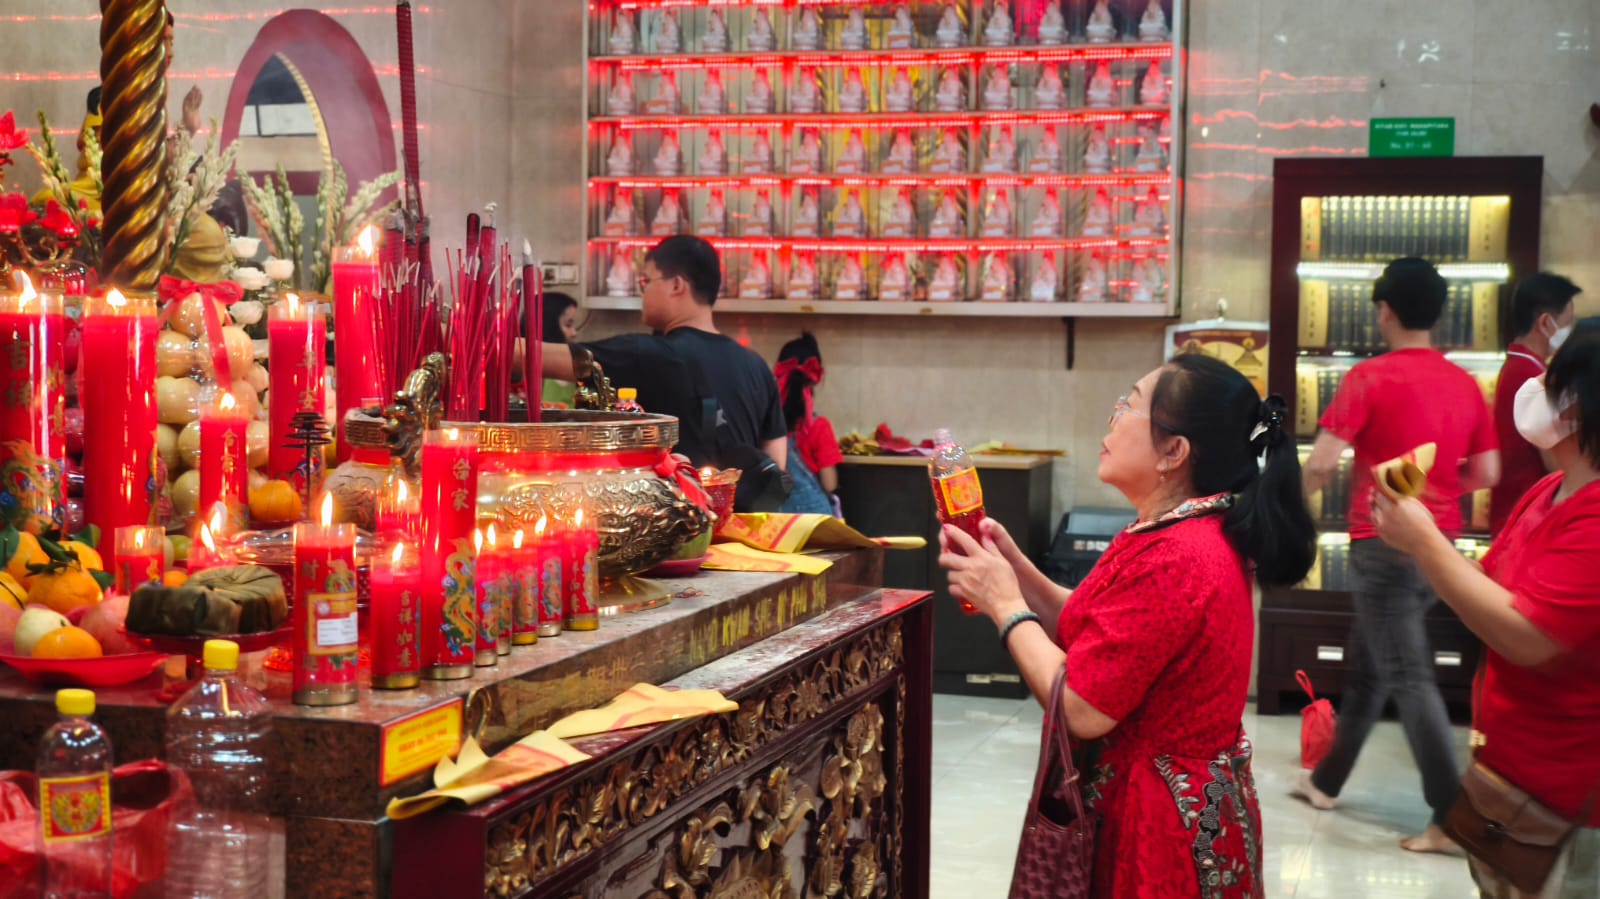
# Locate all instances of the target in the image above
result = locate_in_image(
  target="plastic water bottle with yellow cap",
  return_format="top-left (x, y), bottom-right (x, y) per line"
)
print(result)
top-left (37, 687), bottom-right (114, 898)
top-left (615, 386), bottom-right (644, 414)
top-left (164, 639), bottom-right (277, 897)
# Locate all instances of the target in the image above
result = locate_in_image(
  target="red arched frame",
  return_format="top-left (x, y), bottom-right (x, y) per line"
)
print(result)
top-left (221, 10), bottom-right (396, 197)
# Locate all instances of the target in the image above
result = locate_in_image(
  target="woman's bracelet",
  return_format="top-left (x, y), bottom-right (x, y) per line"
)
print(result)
top-left (998, 610), bottom-right (1042, 648)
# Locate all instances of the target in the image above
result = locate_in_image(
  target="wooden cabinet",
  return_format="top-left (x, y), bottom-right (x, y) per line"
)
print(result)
top-left (836, 454), bottom-right (1052, 698)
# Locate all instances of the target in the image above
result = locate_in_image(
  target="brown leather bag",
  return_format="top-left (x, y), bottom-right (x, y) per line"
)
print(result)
top-left (1008, 666), bottom-right (1097, 899)
top-left (1443, 760), bottom-right (1581, 895)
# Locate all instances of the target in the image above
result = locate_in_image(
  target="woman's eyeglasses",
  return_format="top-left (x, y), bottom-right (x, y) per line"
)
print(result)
top-left (1109, 395), bottom-right (1151, 426)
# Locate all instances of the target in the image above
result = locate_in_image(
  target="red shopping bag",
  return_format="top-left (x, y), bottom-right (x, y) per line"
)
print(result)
top-left (1296, 670), bottom-right (1337, 770)
top-left (0, 760), bottom-right (192, 899)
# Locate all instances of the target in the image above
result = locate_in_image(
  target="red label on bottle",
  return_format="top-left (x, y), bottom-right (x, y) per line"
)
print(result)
top-left (937, 470), bottom-right (984, 517)
top-left (39, 772), bottom-right (111, 843)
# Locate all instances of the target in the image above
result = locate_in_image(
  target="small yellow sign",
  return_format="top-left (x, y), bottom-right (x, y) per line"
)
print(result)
top-left (380, 699), bottom-right (464, 787)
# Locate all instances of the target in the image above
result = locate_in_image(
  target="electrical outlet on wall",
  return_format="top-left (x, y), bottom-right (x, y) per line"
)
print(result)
top-left (556, 264), bottom-right (579, 284)
top-left (540, 263), bottom-right (560, 284)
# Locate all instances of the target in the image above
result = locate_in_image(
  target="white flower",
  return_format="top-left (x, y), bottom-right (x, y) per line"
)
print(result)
top-left (230, 236), bottom-right (261, 260)
top-left (230, 300), bottom-right (265, 326)
top-left (230, 267), bottom-right (270, 292)
top-left (263, 258), bottom-right (294, 282)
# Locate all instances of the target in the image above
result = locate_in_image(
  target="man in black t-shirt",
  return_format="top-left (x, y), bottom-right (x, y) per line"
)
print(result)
top-left (539, 236), bottom-right (787, 471)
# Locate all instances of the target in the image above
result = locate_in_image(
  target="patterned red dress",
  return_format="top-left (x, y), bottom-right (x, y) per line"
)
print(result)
top-left (1056, 502), bottom-right (1263, 899)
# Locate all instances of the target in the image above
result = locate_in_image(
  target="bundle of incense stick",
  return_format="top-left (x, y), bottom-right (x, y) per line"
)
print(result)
top-left (371, 257), bottom-right (442, 402)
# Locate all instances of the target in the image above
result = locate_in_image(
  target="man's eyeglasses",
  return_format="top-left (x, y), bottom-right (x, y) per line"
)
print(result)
top-left (638, 274), bottom-right (675, 292)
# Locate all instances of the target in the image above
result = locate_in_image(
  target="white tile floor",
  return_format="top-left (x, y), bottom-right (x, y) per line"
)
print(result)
top-left (930, 695), bottom-right (1479, 898)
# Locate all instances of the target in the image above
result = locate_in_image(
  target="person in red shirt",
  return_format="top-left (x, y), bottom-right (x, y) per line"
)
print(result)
top-left (1296, 257), bottom-right (1500, 854)
top-left (1372, 317), bottom-right (1600, 898)
top-left (1490, 273), bottom-right (1581, 535)
top-left (773, 333), bottom-right (842, 515)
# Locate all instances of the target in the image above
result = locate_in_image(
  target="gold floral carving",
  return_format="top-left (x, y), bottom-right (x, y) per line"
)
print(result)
top-left (483, 620), bottom-right (904, 898)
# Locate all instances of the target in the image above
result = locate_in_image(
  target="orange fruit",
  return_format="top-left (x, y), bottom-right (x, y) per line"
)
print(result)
top-left (162, 570), bottom-right (189, 588)
top-left (249, 480), bottom-right (303, 525)
top-left (30, 625), bottom-right (103, 660)
top-left (27, 563), bottom-right (103, 614)
top-left (6, 532), bottom-right (50, 587)
top-left (60, 541), bottom-right (104, 571)
top-left (0, 573), bottom-right (25, 611)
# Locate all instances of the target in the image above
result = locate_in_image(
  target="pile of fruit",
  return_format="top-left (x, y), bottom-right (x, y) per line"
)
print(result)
top-left (0, 527), bottom-right (160, 660)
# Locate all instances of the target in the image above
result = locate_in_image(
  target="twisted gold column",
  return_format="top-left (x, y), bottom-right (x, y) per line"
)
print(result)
top-left (98, 0), bottom-right (168, 291)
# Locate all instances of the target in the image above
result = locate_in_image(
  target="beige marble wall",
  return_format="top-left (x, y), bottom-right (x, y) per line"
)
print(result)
top-left (1, 0), bottom-right (514, 258)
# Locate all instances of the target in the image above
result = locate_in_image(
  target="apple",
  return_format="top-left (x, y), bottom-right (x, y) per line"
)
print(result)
top-left (168, 535), bottom-right (191, 564)
top-left (0, 603), bottom-right (20, 652)
top-left (63, 322), bottom-right (81, 374)
top-left (81, 594), bottom-right (134, 654)
top-left (64, 407), bottom-right (84, 457)
top-left (62, 498), bottom-right (85, 535)
top-left (15, 607), bottom-right (71, 656)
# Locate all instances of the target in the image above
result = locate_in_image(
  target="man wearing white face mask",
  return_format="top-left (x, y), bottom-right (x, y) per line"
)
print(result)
top-left (1492, 273), bottom-right (1581, 535)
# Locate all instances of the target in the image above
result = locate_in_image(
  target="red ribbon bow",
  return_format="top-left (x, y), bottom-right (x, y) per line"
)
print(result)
top-left (157, 275), bottom-right (246, 393)
top-left (773, 357), bottom-right (823, 408)
top-left (654, 452), bottom-right (712, 510)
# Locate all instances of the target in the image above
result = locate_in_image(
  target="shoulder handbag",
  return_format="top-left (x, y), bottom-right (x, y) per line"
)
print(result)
top-left (1442, 666), bottom-right (1599, 895)
top-left (1009, 665), bottom-right (1097, 899)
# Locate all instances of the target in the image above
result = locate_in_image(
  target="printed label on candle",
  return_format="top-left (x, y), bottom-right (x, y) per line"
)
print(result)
top-left (539, 557), bottom-right (563, 622)
top-left (441, 540), bottom-right (477, 654)
top-left (307, 591), bottom-right (359, 654)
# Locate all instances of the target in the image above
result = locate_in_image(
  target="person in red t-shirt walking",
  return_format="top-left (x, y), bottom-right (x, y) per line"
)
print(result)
top-left (1373, 318), bottom-right (1600, 898)
top-left (1294, 257), bottom-right (1500, 854)
top-left (1490, 273), bottom-right (1580, 535)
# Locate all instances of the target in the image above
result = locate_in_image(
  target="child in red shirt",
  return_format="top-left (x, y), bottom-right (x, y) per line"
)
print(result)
top-left (774, 333), bottom-right (841, 516)
top-left (1295, 258), bottom-right (1500, 854)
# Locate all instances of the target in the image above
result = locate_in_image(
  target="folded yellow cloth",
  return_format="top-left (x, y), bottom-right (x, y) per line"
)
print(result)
top-left (718, 513), bottom-right (926, 555)
top-left (703, 542), bottom-right (834, 574)
top-left (385, 732), bottom-right (590, 821)
top-left (547, 683), bottom-right (738, 740)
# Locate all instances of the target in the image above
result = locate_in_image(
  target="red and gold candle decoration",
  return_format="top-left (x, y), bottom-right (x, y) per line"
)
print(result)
top-left (418, 427), bottom-right (478, 680)
top-left (112, 525), bottom-right (163, 594)
top-left (473, 523), bottom-right (514, 664)
top-left (198, 387), bottom-right (249, 531)
top-left (291, 493), bottom-right (360, 705)
top-left (532, 513), bottom-right (562, 638)
top-left (267, 294), bottom-right (326, 492)
top-left (0, 272), bottom-right (67, 533)
top-left (563, 504), bottom-right (599, 632)
top-left (80, 289), bottom-right (159, 535)
top-left (510, 527), bottom-right (537, 646)
top-left (369, 539), bottom-right (420, 690)
top-left (331, 227), bottom-right (381, 463)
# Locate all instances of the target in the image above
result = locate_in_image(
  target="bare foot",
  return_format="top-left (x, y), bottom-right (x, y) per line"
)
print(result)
top-left (1291, 770), bottom-right (1337, 811)
top-left (1400, 824), bottom-right (1463, 855)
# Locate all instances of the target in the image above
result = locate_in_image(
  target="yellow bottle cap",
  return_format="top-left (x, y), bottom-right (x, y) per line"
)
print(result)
top-left (202, 639), bottom-right (240, 672)
top-left (56, 688), bottom-right (95, 717)
top-left (618, 387), bottom-right (638, 401)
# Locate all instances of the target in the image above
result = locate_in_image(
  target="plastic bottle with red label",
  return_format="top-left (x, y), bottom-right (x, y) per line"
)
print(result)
top-left (929, 428), bottom-right (986, 615)
top-left (37, 688), bottom-right (114, 897)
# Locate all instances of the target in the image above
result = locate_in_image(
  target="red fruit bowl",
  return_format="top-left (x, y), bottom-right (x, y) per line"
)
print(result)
top-left (0, 651), bottom-right (167, 687)
top-left (123, 626), bottom-right (291, 657)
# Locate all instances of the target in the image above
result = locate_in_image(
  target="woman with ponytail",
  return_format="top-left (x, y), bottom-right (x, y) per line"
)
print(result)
top-left (939, 355), bottom-right (1315, 898)
top-left (773, 333), bottom-right (841, 515)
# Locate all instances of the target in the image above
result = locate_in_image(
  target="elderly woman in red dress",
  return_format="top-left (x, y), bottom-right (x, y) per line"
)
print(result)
top-left (941, 355), bottom-right (1316, 898)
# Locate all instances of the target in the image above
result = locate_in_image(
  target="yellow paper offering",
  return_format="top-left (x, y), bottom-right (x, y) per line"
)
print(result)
top-left (385, 731), bottom-right (590, 821)
top-left (719, 513), bottom-right (925, 554)
top-left (548, 683), bottom-right (738, 740)
top-left (703, 542), bottom-right (835, 574)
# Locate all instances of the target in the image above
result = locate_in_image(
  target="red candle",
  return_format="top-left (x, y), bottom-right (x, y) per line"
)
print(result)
top-left (375, 466), bottom-right (419, 538)
top-left (0, 273), bottom-right (67, 533)
top-left (112, 525), bottom-right (164, 594)
top-left (369, 539), bottom-right (420, 689)
top-left (563, 505), bottom-right (599, 631)
top-left (520, 252), bottom-right (541, 424)
top-left (331, 228), bottom-right (382, 463)
top-left (510, 527), bottom-right (537, 646)
top-left (531, 513), bottom-right (563, 638)
top-left (198, 388), bottom-right (249, 532)
top-left (80, 289), bottom-right (159, 535)
top-left (267, 294), bottom-right (326, 490)
top-left (187, 505), bottom-right (233, 573)
top-left (292, 493), bottom-right (360, 705)
top-left (418, 427), bottom-right (478, 679)
top-left (473, 523), bottom-right (514, 664)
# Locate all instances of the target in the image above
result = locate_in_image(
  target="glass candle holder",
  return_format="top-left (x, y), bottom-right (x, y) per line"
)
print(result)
top-left (267, 294), bottom-right (327, 491)
top-left (531, 513), bottom-right (563, 638)
top-left (369, 539), bottom-right (421, 689)
top-left (698, 466), bottom-right (741, 534)
top-left (330, 232), bottom-right (381, 464)
top-left (509, 526), bottom-right (538, 646)
top-left (0, 274), bottom-right (67, 533)
top-left (112, 525), bottom-right (164, 594)
top-left (562, 504), bottom-right (599, 631)
top-left (81, 290), bottom-right (158, 535)
top-left (418, 427), bottom-right (478, 679)
top-left (198, 386), bottom-right (249, 532)
top-left (291, 496), bottom-right (359, 705)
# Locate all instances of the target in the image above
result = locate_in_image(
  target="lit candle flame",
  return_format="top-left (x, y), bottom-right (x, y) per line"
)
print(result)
top-left (218, 390), bottom-right (238, 412)
top-left (485, 521), bottom-right (499, 549)
top-left (513, 528), bottom-right (525, 549)
top-left (285, 292), bottom-right (300, 315)
top-left (473, 528), bottom-right (484, 553)
top-left (198, 520), bottom-right (218, 555)
top-left (357, 225), bottom-right (378, 258)
top-left (573, 507), bottom-right (585, 529)
top-left (106, 288), bottom-right (127, 309)
top-left (534, 514), bottom-right (548, 538)
top-left (699, 467), bottom-right (716, 482)
top-left (395, 479), bottom-right (409, 504)
top-left (207, 501), bottom-right (227, 537)
top-left (12, 271), bottom-right (36, 309)
top-left (319, 492), bottom-right (335, 527)
top-left (132, 529), bottom-right (147, 551)
top-left (389, 541), bottom-right (406, 566)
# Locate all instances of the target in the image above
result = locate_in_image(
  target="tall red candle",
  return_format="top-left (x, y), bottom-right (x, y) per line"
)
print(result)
top-left (267, 294), bottom-right (326, 489)
top-left (198, 388), bottom-right (249, 532)
top-left (510, 527), bottom-right (538, 646)
top-left (563, 505), bottom-right (599, 631)
top-left (292, 494), bottom-right (360, 705)
top-left (473, 523), bottom-right (513, 664)
top-left (80, 290), bottom-right (159, 535)
top-left (520, 250), bottom-right (541, 424)
top-left (112, 525), bottom-right (164, 594)
top-left (418, 427), bottom-right (478, 679)
top-left (0, 273), bottom-right (67, 533)
top-left (331, 227), bottom-right (382, 463)
top-left (532, 513), bottom-right (562, 638)
top-left (369, 539), bottom-right (420, 689)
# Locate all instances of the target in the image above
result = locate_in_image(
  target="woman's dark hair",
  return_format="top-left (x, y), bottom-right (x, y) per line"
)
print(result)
top-left (542, 292), bottom-right (579, 343)
top-left (1546, 316), bottom-right (1600, 467)
top-left (1149, 354), bottom-right (1316, 588)
top-left (1506, 272), bottom-right (1580, 340)
top-left (776, 332), bottom-right (822, 432)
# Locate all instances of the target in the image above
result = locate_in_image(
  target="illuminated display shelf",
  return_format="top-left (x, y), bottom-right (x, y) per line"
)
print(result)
top-left (585, 0), bottom-right (1184, 315)
top-left (584, 295), bottom-right (1174, 317)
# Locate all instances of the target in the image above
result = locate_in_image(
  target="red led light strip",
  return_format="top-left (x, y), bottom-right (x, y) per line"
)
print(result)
top-left (595, 108), bottom-right (1168, 131)
top-left (588, 236), bottom-right (1171, 253)
top-left (597, 43), bottom-right (1173, 71)
top-left (589, 173), bottom-right (1172, 189)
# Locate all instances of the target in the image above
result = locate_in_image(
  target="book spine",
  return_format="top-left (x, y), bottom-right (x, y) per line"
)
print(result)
top-left (1329, 282), bottom-right (1349, 349)
top-left (1454, 196), bottom-right (1471, 262)
top-left (1357, 197), bottom-right (1374, 262)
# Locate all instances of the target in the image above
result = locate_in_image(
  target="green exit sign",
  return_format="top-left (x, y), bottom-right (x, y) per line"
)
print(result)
top-left (1369, 117), bottom-right (1455, 157)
